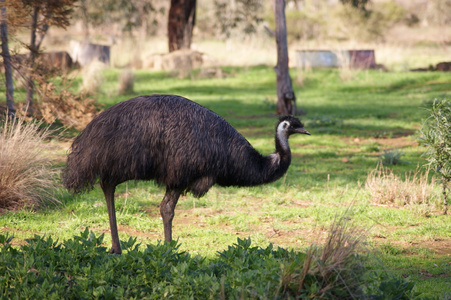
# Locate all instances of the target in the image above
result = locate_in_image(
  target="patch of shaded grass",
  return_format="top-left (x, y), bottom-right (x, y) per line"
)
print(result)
top-left (378, 252), bottom-right (451, 299)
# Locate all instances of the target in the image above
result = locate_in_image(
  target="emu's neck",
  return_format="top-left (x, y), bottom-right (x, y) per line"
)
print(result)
top-left (218, 124), bottom-right (293, 187)
top-left (262, 126), bottom-right (292, 184)
top-left (275, 122), bottom-right (290, 155)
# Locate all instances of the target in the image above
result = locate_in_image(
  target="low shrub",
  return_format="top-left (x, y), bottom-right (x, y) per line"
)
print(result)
top-left (361, 142), bottom-right (381, 153)
top-left (0, 227), bottom-right (418, 299)
top-left (0, 117), bottom-right (60, 212)
top-left (419, 98), bottom-right (451, 214)
top-left (379, 149), bottom-right (406, 165)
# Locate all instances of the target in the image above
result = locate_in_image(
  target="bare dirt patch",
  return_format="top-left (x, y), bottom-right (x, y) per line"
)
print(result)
top-left (344, 136), bottom-right (418, 148)
top-left (372, 235), bottom-right (451, 257)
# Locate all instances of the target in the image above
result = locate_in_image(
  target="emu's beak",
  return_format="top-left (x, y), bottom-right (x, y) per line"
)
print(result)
top-left (296, 128), bottom-right (311, 135)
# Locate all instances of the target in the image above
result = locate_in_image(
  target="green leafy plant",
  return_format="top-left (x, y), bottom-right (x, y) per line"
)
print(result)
top-left (361, 142), bottom-right (381, 152)
top-left (0, 230), bottom-right (418, 299)
top-left (419, 98), bottom-right (451, 214)
top-left (362, 270), bottom-right (417, 300)
top-left (380, 149), bottom-right (406, 165)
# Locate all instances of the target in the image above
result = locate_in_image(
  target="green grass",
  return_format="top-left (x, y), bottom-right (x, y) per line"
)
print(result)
top-left (1, 66), bottom-right (451, 298)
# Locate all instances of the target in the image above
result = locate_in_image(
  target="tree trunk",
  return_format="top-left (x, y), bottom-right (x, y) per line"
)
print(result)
top-left (25, 6), bottom-right (39, 111)
top-left (274, 0), bottom-right (296, 115)
top-left (0, 1), bottom-right (15, 116)
top-left (26, 6), bottom-right (49, 113)
top-left (79, 0), bottom-right (90, 40)
top-left (168, 0), bottom-right (196, 52)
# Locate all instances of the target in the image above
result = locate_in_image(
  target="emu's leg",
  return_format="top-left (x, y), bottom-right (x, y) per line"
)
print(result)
top-left (101, 182), bottom-right (121, 254)
top-left (159, 188), bottom-right (181, 242)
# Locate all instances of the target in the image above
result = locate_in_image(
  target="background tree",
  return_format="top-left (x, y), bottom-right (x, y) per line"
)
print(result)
top-left (72, 0), bottom-right (158, 40)
top-left (340, 0), bottom-right (371, 11)
top-left (274, 0), bottom-right (296, 115)
top-left (0, 0), bottom-right (29, 116)
top-left (168, 0), bottom-right (196, 52)
top-left (0, 0), bottom-right (14, 116)
top-left (213, 0), bottom-right (263, 39)
top-left (21, 0), bottom-right (76, 111)
top-left (420, 99), bottom-right (451, 215)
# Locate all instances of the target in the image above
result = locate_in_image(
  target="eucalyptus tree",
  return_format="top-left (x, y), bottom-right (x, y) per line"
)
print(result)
top-left (20, 0), bottom-right (76, 111)
top-left (0, 0), bottom-right (14, 116)
top-left (73, 0), bottom-right (158, 40)
top-left (168, 0), bottom-right (196, 52)
top-left (420, 99), bottom-right (451, 215)
top-left (274, 0), bottom-right (296, 115)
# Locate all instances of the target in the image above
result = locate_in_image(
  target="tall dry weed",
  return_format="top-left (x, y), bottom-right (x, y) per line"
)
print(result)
top-left (118, 69), bottom-right (135, 95)
top-left (295, 62), bottom-right (312, 87)
top-left (81, 60), bottom-right (105, 94)
top-left (365, 164), bottom-right (439, 212)
top-left (294, 212), bottom-right (368, 298)
top-left (335, 50), bottom-right (356, 82)
top-left (0, 117), bottom-right (60, 212)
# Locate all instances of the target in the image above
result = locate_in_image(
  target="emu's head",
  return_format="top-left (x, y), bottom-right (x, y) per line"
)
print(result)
top-left (277, 116), bottom-right (310, 137)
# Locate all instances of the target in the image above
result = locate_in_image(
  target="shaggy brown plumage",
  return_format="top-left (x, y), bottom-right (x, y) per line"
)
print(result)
top-left (63, 94), bottom-right (310, 254)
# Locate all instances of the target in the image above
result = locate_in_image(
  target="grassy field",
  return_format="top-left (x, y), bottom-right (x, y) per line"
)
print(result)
top-left (1, 66), bottom-right (451, 297)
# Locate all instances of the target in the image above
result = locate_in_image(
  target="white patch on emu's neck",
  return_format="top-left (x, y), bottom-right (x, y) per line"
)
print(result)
top-left (277, 121), bottom-right (290, 150)
top-left (269, 153), bottom-right (280, 166)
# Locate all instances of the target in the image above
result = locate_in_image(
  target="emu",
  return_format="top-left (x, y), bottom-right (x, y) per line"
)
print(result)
top-left (63, 94), bottom-right (310, 254)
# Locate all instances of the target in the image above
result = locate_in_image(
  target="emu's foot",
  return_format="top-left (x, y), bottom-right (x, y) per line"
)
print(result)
top-left (109, 247), bottom-right (122, 255)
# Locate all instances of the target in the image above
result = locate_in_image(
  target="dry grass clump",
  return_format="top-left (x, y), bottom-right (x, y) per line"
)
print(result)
top-left (0, 117), bottom-right (60, 212)
top-left (81, 60), bottom-right (105, 94)
top-left (335, 50), bottom-right (356, 82)
top-left (365, 164), bottom-right (439, 209)
top-left (286, 213), bottom-right (368, 298)
top-left (295, 62), bottom-right (312, 87)
top-left (118, 69), bottom-right (134, 95)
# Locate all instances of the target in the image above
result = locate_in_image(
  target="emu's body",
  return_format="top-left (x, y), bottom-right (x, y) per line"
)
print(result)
top-left (63, 94), bottom-right (309, 254)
